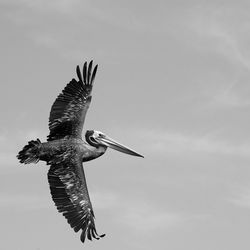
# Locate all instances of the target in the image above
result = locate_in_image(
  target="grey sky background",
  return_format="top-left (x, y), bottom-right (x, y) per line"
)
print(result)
top-left (1, 0), bottom-right (250, 249)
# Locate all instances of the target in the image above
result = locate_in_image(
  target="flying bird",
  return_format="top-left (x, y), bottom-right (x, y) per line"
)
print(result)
top-left (17, 61), bottom-right (143, 244)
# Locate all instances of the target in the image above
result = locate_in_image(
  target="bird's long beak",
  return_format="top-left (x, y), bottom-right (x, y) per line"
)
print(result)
top-left (97, 135), bottom-right (144, 158)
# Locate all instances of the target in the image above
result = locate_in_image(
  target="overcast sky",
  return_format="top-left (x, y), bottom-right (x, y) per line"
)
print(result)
top-left (1, 0), bottom-right (250, 249)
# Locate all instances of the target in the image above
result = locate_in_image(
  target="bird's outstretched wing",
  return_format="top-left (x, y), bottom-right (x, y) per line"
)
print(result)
top-left (47, 157), bottom-right (105, 243)
top-left (47, 61), bottom-right (97, 141)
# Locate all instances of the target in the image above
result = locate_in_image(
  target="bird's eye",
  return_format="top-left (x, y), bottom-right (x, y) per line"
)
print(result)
top-left (89, 136), bottom-right (97, 143)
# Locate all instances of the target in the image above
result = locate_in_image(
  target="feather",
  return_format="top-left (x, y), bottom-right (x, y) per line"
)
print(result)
top-left (47, 61), bottom-right (97, 141)
top-left (76, 65), bottom-right (83, 83)
top-left (87, 60), bottom-right (93, 84)
top-left (91, 65), bottom-right (98, 85)
top-left (82, 62), bottom-right (87, 83)
top-left (47, 158), bottom-right (105, 244)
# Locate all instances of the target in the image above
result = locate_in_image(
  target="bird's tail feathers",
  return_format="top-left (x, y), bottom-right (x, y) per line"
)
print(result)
top-left (17, 139), bottom-right (41, 164)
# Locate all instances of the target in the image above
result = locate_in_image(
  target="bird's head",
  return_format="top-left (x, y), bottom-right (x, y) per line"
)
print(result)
top-left (85, 130), bottom-right (144, 157)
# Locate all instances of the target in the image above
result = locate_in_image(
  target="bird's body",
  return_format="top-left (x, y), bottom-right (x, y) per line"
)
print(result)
top-left (17, 61), bottom-right (143, 244)
top-left (38, 138), bottom-right (106, 163)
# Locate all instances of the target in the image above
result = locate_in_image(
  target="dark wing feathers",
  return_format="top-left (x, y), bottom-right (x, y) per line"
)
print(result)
top-left (90, 64), bottom-right (98, 84)
top-left (76, 65), bottom-right (83, 83)
top-left (48, 61), bottom-right (98, 141)
top-left (87, 61), bottom-right (92, 84)
top-left (46, 61), bottom-right (105, 243)
top-left (47, 159), bottom-right (105, 243)
top-left (82, 62), bottom-right (87, 83)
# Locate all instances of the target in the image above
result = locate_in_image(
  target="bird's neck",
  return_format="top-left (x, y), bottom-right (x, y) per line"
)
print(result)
top-left (82, 144), bottom-right (107, 162)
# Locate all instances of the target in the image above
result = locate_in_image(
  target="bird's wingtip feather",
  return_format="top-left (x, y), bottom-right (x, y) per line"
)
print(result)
top-left (76, 65), bottom-right (83, 83)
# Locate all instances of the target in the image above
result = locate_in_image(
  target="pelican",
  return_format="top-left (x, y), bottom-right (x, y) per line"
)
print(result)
top-left (17, 61), bottom-right (143, 244)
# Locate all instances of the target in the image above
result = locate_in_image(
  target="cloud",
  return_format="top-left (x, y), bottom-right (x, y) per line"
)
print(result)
top-left (2, 0), bottom-right (82, 14)
top-left (90, 190), bottom-right (192, 232)
top-left (0, 192), bottom-right (50, 211)
top-left (185, 4), bottom-right (250, 71)
top-left (229, 187), bottom-right (250, 208)
top-left (0, 152), bottom-right (18, 166)
top-left (28, 31), bottom-right (94, 61)
top-left (31, 32), bottom-right (58, 49)
top-left (91, 191), bottom-right (118, 210)
top-left (119, 204), bottom-right (184, 232)
top-left (136, 129), bottom-right (250, 157)
top-left (208, 83), bottom-right (250, 108)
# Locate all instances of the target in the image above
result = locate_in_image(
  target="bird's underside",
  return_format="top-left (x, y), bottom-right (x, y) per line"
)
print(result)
top-left (17, 60), bottom-right (143, 244)
top-left (17, 61), bottom-right (105, 243)
top-left (46, 62), bottom-right (105, 243)
top-left (45, 62), bottom-right (105, 243)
